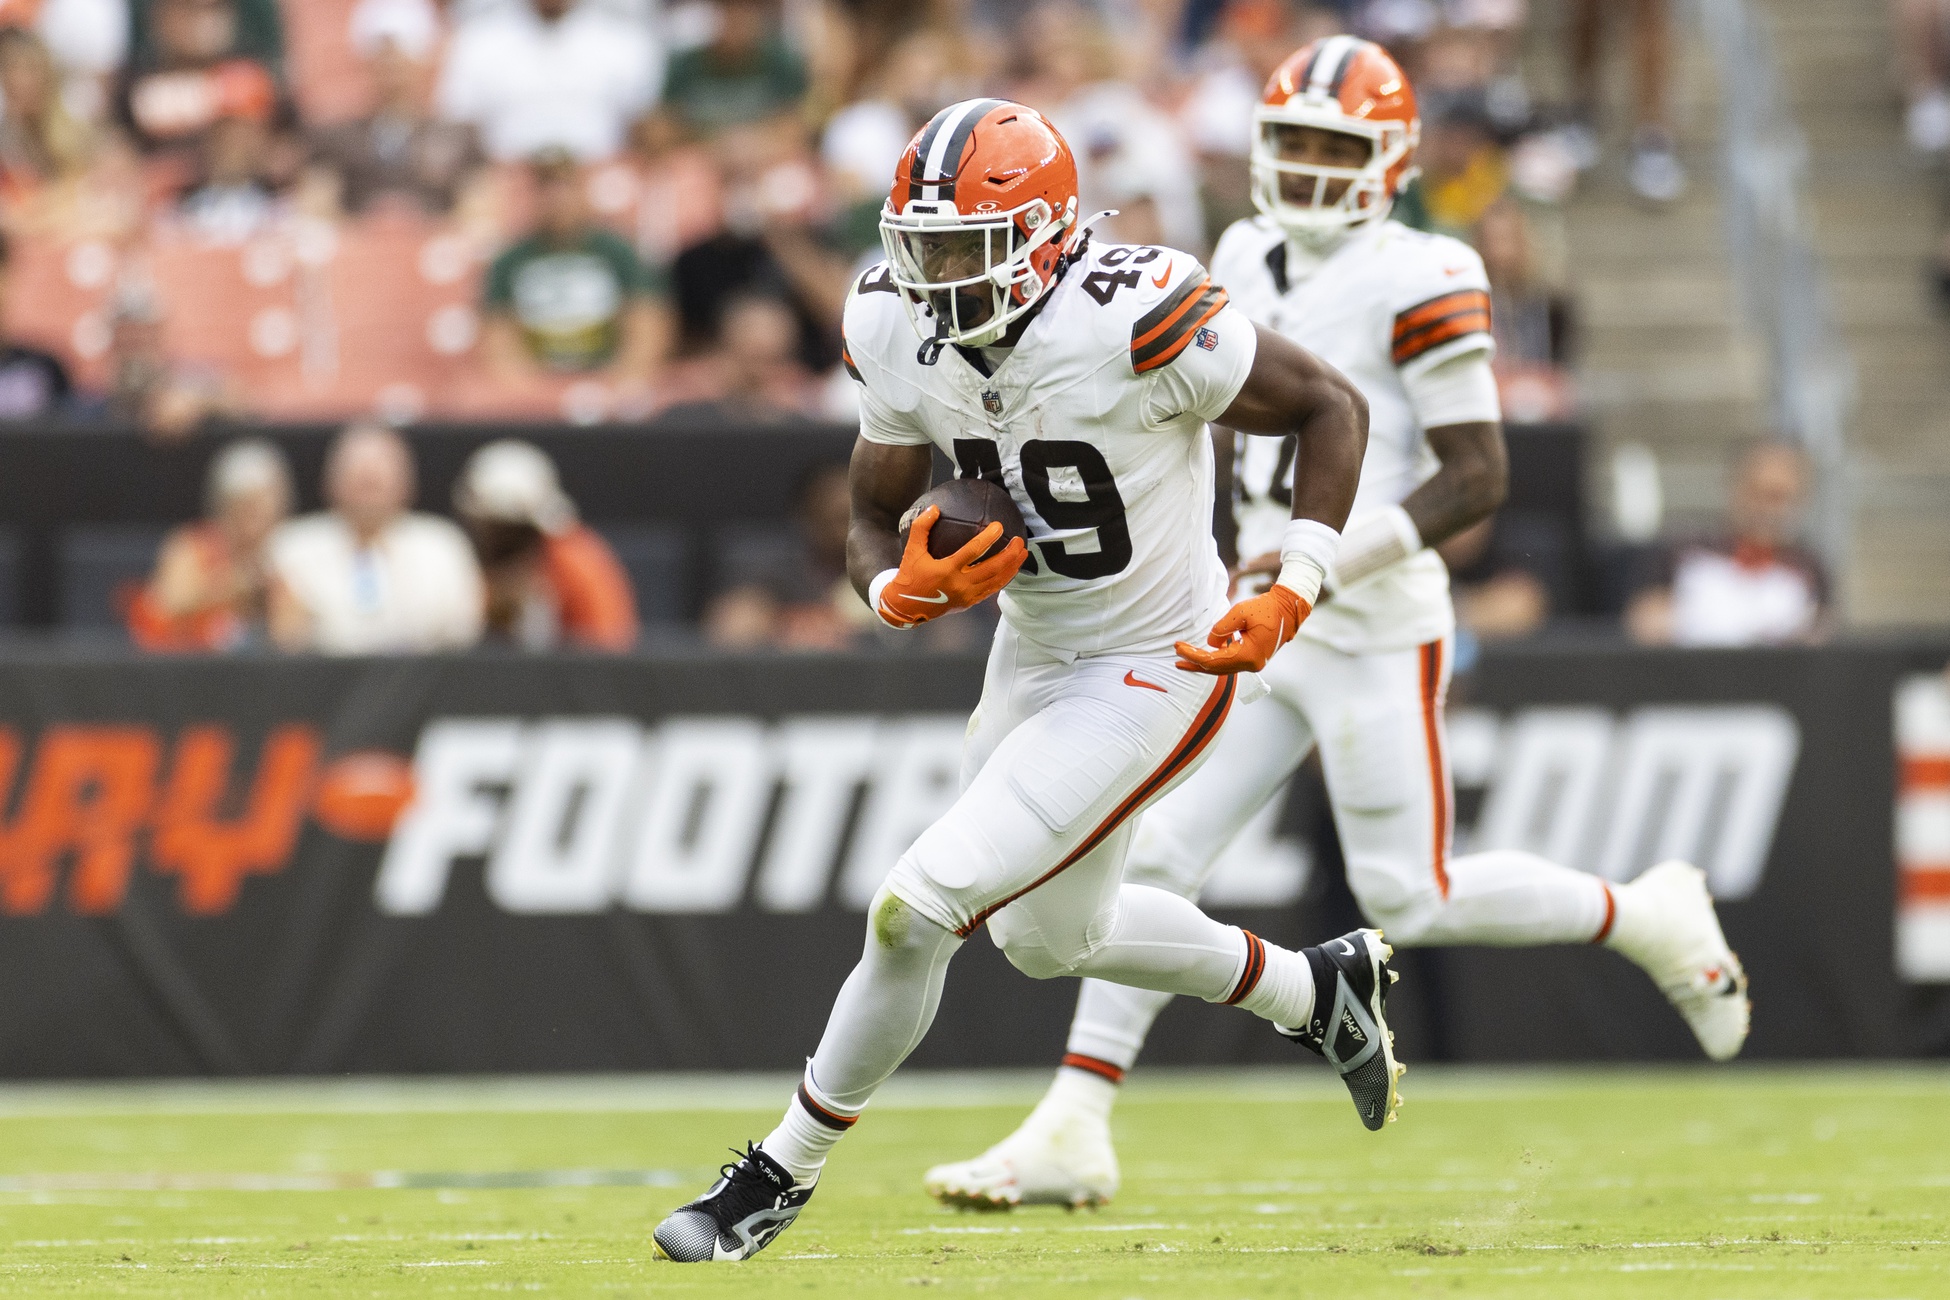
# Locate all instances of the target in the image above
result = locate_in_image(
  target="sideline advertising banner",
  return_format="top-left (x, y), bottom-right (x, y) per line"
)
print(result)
top-left (0, 641), bottom-right (1943, 1077)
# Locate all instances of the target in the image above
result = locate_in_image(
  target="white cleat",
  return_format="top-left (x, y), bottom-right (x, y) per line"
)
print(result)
top-left (922, 1107), bottom-right (1119, 1210)
top-left (1609, 860), bottom-right (1751, 1061)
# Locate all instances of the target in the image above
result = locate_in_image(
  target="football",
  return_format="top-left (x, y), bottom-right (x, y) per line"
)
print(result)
top-left (900, 476), bottom-right (1028, 562)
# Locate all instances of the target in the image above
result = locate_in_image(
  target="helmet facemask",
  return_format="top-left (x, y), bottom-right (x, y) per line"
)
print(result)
top-left (880, 194), bottom-right (1076, 355)
top-left (1249, 110), bottom-right (1417, 243)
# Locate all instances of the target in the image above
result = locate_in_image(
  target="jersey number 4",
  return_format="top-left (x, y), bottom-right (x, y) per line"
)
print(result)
top-left (954, 437), bottom-right (1132, 580)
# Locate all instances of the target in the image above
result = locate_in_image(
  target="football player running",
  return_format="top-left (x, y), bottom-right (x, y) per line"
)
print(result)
top-left (654, 98), bottom-right (1391, 1263)
top-left (922, 37), bottom-right (1752, 1213)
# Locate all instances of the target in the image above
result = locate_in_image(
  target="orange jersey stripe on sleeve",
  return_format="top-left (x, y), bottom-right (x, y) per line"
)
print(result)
top-left (1132, 276), bottom-right (1230, 373)
top-left (1391, 289), bottom-right (1492, 367)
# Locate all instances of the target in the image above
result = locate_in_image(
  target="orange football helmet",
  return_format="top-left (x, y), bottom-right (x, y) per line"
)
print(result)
top-left (881, 99), bottom-right (1081, 357)
top-left (1251, 36), bottom-right (1420, 236)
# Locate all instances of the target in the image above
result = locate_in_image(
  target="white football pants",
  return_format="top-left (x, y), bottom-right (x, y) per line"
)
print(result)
top-left (1062, 632), bottom-right (1617, 1078)
top-left (761, 622), bottom-right (1320, 1180)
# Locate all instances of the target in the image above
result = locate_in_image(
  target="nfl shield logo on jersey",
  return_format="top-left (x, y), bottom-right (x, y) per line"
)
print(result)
top-left (1194, 326), bottom-right (1219, 352)
top-left (982, 390), bottom-right (1003, 415)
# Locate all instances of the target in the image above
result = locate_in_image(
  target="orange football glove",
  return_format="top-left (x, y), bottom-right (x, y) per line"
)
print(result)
top-left (876, 505), bottom-right (1029, 628)
top-left (1175, 583), bottom-right (1311, 675)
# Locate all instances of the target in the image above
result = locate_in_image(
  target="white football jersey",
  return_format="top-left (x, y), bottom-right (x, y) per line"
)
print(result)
top-left (1211, 215), bottom-right (1494, 654)
top-left (846, 241), bottom-right (1257, 657)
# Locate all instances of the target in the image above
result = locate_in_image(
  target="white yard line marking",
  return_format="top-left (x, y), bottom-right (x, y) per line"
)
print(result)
top-left (0, 1169), bottom-right (682, 1193)
top-left (0, 1064), bottom-right (1937, 1118)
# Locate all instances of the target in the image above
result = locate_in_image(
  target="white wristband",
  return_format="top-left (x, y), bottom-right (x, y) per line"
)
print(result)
top-left (1275, 517), bottom-right (1340, 607)
top-left (1331, 505), bottom-right (1423, 592)
top-left (867, 568), bottom-right (911, 630)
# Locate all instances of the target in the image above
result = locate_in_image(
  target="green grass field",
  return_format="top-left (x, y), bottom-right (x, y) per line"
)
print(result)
top-left (0, 1067), bottom-right (1944, 1298)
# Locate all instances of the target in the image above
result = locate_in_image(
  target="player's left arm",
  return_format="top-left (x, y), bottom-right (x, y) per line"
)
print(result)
top-left (1215, 325), bottom-right (1368, 533)
top-left (1329, 253), bottom-right (1506, 592)
top-left (1175, 324), bottom-right (1368, 674)
top-left (1323, 345), bottom-right (1508, 595)
top-left (1403, 416), bottom-right (1507, 547)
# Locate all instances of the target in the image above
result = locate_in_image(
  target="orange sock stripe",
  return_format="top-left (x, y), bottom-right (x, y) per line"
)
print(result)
top-left (1419, 641), bottom-right (1451, 898)
top-left (1060, 1053), bottom-right (1126, 1084)
top-left (1223, 929), bottom-right (1267, 1005)
top-left (795, 1082), bottom-right (858, 1132)
top-left (956, 674), bottom-right (1238, 938)
top-left (1592, 881), bottom-right (1618, 943)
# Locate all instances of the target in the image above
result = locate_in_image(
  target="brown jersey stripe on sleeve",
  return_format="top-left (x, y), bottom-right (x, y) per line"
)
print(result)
top-left (1391, 289), bottom-right (1492, 366)
top-left (1391, 308), bottom-right (1492, 366)
top-left (1132, 280), bottom-right (1230, 373)
top-left (1392, 288), bottom-right (1491, 339)
top-left (841, 338), bottom-right (862, 382)
top-left (1132, 272), bottom-right (1211, 351)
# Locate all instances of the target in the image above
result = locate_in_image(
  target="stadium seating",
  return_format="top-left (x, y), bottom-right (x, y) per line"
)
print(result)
top-left (283, 0), bottom-right (373, 127)
top-left (58, 525), bottom-right (165, 632)
top-left (0, 530), bottom-right (18, 628)
top-left (145, 228), bottom-right (311, 407)
top-left (3, 237), bottom-right (121, 392)
top-left (299, 212), bottom-right (484, 422)
top-left (591, 523), bottom-right (692, 628)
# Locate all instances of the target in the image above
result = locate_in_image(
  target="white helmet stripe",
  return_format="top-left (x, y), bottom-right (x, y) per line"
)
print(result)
top-left (920, 98), bottom-right (988, 202)
top-left (1306, 34), bottom-right (1361, 98)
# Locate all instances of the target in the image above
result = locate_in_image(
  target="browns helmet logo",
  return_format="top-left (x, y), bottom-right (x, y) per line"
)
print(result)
top-left (880, 100), bottom-right (1084, 359)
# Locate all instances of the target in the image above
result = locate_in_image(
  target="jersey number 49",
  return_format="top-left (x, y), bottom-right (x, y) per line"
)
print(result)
top-left (954, 437), bottom-right (1131, 580)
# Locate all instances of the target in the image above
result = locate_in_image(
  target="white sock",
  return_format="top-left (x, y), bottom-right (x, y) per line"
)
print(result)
top-left (1029, 1065), bottom-right (1118, 1129)
top-left (1414, 850), bottom-right (1615, 946)
top-left (1225, 929), bottom-right (1317, 1031)
top-left (1063, 979), bottom-right (1174, 1080)
top-left (759, 1072), bottom-right (859, 1186)
top-left (1603, 872), bottom-right (1665, 959)
top-left (762, 895), bottom-right (964, 1186)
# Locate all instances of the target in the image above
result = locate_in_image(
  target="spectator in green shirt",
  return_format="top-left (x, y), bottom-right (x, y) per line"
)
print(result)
top-left (482, 149), bottom-right (674, 394)
top-left (660, 0), bottom-right (807, 135)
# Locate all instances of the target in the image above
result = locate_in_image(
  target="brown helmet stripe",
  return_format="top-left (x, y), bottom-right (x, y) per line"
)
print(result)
top-left (1303, 34), bottom-right (1362, 97)
top-left (908, 98), bottom-right (1006, 204)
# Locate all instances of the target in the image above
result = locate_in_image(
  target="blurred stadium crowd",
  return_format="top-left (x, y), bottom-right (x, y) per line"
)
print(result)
top-left (0, 0), bottom-right (1637, 432)
top-left (0, 0), bottom-right (1839, 656)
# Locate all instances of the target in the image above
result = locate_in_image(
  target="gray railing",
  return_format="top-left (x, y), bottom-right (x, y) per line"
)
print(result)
top-left (1696, 0), bottom-right (1856, 595)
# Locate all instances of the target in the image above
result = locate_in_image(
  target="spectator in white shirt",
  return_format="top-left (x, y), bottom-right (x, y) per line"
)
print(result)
top-left (269, 423), bottom-right (484, 654)
top-left (435, 0), bottom-right (661, 163)
top-left (1626, 440), bottom-right (1830, 648)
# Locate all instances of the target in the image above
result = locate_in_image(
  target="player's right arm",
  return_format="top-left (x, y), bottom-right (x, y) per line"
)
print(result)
top-left (1175, 324), bottom-right (1369, 675)
top-left (845, 438), bottom-right (1026, 628)
top-left (841, 291), bottom-right (1025, 627)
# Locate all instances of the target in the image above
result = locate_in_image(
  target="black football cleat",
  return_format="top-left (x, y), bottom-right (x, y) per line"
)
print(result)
top-left (1283, 928), bottom-right (1405, 1131)
top-left (653, 1143), bottom-right (813, 1262)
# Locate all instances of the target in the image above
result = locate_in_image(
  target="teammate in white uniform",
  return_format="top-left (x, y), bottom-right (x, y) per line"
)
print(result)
top-left (654, 98), bottom-right (1391, 1264)
top-left (923, 38), bottom-right (1754, 1212)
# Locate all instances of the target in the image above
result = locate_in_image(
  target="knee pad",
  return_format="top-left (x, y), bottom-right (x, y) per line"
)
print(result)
top-left (1344, 854), bottom-right (1445, 946)
top-left (987, 901), bottom-right (1097, 980)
